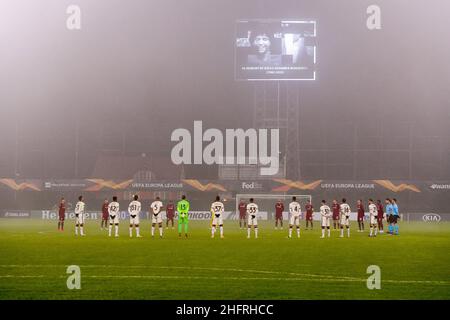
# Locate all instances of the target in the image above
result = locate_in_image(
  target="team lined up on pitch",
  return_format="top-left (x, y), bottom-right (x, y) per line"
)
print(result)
top-left (56, 195), bottom-right (400, 238)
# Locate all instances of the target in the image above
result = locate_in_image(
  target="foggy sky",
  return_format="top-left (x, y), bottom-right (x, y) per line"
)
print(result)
top-left (0, 0), bottom-right (449, 179)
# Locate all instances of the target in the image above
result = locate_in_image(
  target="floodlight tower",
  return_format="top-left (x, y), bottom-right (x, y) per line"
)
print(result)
top-left (253, 82), bottom-right (301, 179)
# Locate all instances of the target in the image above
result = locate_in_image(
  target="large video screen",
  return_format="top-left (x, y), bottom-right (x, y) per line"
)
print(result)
top-left (235, 19), bottom-right (316, 81)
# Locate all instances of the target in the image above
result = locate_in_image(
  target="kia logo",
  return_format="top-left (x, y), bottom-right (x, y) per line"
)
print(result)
top-left (422, 214), bottom-right (441, 222)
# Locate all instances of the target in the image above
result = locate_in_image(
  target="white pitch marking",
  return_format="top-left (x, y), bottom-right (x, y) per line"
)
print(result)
top-left (0, 265), bottom-right (449, 285)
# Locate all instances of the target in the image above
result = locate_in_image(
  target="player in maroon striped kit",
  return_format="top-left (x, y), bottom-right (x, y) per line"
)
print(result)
top-left (57, 197), bottom-right (66, 231)
top-left (357, 199), bottom-right (365, 232)
top-left (305, 200), bottom-right (314, 230)
top-left (238, 200), bottom-right (247, 229)
top-left (274, 199), bottom-right (284, 229)
top-left (376, 199), bottom-right (384, 233)
top-left (101, 199), bottom-right (109, 230)
top-left (332, 199), bottom-right (340, 230)
top-left (166, 200), bottom-right (175, 229)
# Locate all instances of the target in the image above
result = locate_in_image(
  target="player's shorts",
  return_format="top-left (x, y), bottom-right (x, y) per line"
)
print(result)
top-left (340, 215), bottom-right (350, 226)
top-left (332, 214), bottom-right (340, 221)
top-left (289, 214), bottom-right (300, 226)
top-left (129, 215), bottom-right (140, 225)
top-left (357, 214), bottom-right (364, 222)
top-left (239, 214), bottom-right (246, 220)
top-left (321, 216), bottom-right (330, 227)
top-left (109, 214), bottom-right (119, 224)
top-left (166, 214), bottom-right (174, 220)
top-left (75, 213), bottom-right (84, 225)
top-left (305, 213), bottom-right (313, 221)
top-left (102, 213), bottom-right (109, 220)
top-left (212, 214), bottom-right (223, 226)
top-left (151, 213), bottom-right (162, 224)
top-left (377, 216), bottom-right (383, 222)
top-left (248, 215), bottom-right (258, 226)
top-left (58, 214), bottom-right (65, 221)
top-left (391, 215), bottom-right (398, 223)
top-left (275, 213), bottom-right (283, 220)
top-left (370, 215), bottom-right (378, 225)
top-left (178, 213), bottom-right (189, 223)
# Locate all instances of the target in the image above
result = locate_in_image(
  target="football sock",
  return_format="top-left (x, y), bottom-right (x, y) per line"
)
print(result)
top-left (296, 227), bottom-right (300, 237)
top-left (80, 227), bottom-right (84, 235)
top-left (129, 227), bottom-right (132, 237)
top-left (75, 226), bottom-right (78, 235)
top-left (184, 223), bottom-right (188, 233)
top-left (370, 227), bottom-right (373, 236)
top-left (220, 226), bottom-right (223, 237)
top-left (151, 226), bottom-right (155, 236)
top-left (159, 227), bottom-right (163, 237)
top-left (178, 222), bottom-right (182, 233)
top-left (374, 227), bottom-right (378, 236)
top-left (211, 226), bottom-right (216, 237)
top-left (289, 227), bottom-right (292, 237)
top-left (136, 227), bottom-right (140, 236)
top-left (108, 225), bottom-right (112, 236)
top-left (327, 228), bottom-right (330, 237)
top-left (340, 228), bottom-right (343, 237)
top-left (347, 227), bottom-right (350, 237)
top-left (115, 225), bottom-right (119, 236)
top-left (247, 227), bottom-right (251, 238)
top-left (255, 228), bottom-right (258, 238)
top-left (321, 228), bottom-right (325, 237)
top-left (394, 225), bottom-right (399, 234)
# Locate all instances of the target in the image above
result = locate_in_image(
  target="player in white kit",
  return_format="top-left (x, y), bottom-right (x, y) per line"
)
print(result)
top-left (288, 196), bottom-right (301, 238)
top-left (320, 200), bottom-right (332, 238)
top-left (128, 195), bottom-right (142, 237)
top-left (368, 199), bottom-right (378, 237)
top-left (108, 196), bottom-right (120, 237)
top-left (246, 198), bottom-right (259, 239)
top-left (210, 195), bottom-right (225, 239)
top-left (74, 195), bottom-right (86, 236)
top-left (150, 196), bottom-right (164, 238)
top-left (339, 198), bottom-right (351, 238)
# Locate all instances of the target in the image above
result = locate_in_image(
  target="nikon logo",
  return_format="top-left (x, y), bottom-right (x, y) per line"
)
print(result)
top-left (422, 214), bottom-right (441, 222)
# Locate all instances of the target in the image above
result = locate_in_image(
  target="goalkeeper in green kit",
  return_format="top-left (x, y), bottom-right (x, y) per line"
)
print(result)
top-left (177, 195), bottom-right (190, 238)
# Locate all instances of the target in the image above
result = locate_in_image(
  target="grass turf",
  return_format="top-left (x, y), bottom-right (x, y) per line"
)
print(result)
top-left (0, 219), bottom-right (449, 300)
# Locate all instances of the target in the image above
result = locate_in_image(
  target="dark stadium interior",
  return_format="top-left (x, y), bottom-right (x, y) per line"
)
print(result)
top-left (0, 0), bottom-right (449, 212)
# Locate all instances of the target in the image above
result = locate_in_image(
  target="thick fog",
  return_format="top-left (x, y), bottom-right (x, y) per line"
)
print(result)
top-left (0, 0), bottom-right (449, 211)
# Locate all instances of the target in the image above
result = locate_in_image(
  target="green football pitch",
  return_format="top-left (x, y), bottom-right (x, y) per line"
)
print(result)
top-left (0, 219), bottom-right (449, 300)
